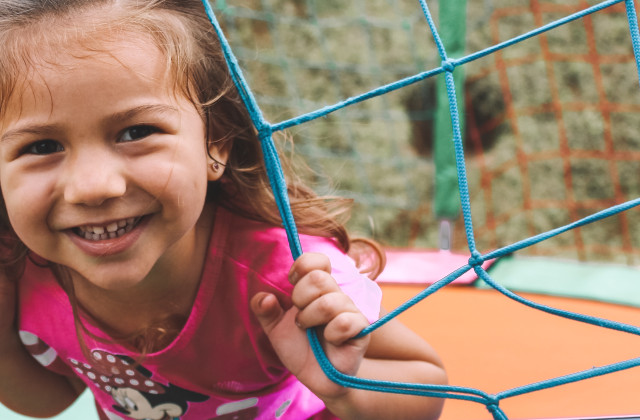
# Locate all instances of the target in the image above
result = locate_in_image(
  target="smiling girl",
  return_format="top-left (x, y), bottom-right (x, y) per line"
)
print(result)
top-left (0, 1), bottom-right (446, 419)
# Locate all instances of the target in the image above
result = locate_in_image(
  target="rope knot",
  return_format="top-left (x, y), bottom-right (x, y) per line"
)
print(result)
top-left (257, 124), bottom-right (273, 141)
top-left (441, 58), bottom-right (457, 72)
top-left (486, 401), bottom-right (508, 420)
top-left (468, 250), bottom-right (484, 267)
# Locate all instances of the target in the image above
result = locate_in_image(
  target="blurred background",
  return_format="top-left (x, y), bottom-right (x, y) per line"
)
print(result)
top-left (214, 0), bottom-right (640, 265)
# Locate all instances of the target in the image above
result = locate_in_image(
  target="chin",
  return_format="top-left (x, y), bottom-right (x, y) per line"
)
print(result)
top-left (71, 267), bottom-right (151, 292)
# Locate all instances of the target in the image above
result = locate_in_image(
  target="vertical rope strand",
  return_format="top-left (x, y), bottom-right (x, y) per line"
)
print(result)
top-left (626, 0), bottom-right (640, 85)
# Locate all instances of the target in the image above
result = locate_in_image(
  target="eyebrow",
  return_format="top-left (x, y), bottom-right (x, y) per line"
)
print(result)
top-left (1, 104), bottom-right (181, 143)
top-left (0, 125), bottom-right (60, 144)
top-left (105, 104), bottom-right (181, 127)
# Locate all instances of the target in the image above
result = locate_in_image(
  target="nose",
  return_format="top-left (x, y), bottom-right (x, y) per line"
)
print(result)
top-left (63, 149), bottom-right (127, 206)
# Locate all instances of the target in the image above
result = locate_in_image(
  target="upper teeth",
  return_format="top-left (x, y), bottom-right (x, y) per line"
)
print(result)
top-left (77, 218), bottom-right (137, 240)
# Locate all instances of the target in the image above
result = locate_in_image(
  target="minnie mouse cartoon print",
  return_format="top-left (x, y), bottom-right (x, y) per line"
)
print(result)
top-left (20, 332), bottom-right (209, 420)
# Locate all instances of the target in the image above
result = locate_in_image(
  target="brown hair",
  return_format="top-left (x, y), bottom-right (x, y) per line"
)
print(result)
top-left (0, 0), bottom-right (384, 353)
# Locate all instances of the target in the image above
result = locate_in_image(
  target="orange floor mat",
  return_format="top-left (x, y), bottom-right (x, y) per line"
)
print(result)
top-left (380, 284), bottom-right (640, 420)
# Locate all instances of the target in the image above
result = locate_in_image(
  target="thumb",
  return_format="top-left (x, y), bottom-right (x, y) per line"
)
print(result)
top-left (250, 292), bottom-right (285, 334)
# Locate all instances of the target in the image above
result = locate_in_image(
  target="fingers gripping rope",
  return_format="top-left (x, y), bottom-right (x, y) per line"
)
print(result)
top-left (200, 0), bottom-right (640, 418)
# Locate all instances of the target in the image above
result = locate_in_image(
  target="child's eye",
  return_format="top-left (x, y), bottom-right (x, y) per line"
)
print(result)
top-left (119, 125), bottom-right (158, 142)
top-left (24, 140), bottom-right (64, 155)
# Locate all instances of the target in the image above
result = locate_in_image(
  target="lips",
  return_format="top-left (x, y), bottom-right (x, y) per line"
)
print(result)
top-left (74, 217), bottom-right (141, 241)
top-left (67, 215), bottom-right (149, 257)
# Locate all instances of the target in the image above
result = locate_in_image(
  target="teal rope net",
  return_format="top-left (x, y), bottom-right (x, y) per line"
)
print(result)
top-left (200, 0), bottom-right (640, 418)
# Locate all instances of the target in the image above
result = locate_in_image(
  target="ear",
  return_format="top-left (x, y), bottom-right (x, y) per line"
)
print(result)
top-left (207, 141), bottom-right (230, 182)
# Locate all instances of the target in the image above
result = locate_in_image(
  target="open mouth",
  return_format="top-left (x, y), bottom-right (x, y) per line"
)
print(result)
top-left (73, 217), bottom-right (142, 241)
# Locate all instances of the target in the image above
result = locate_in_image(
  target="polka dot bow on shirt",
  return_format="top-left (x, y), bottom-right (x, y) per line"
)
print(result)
top-left (71, 350), bottom-right (165, 395)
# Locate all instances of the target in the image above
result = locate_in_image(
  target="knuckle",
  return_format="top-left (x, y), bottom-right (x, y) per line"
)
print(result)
top-left (298, 253), bottom-right (331, 273)
top-left (325, 312), bottom-right (366, 343)
top-left (315, 292), bottom-right (353, 319)
top-left (332, 312), bottom-right (355, 334)
top-left (306, 269), bottom-right (331, 289)
top-left (315, 293), bottom-right (336, 316)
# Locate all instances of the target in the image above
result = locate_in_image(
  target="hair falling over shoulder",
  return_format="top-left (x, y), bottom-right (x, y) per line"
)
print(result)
top-left (0, 0), bottom-right (385, 354)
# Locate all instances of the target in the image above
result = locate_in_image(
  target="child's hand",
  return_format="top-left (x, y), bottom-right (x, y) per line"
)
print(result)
top-left (251, 253), bottom-right (370, 400)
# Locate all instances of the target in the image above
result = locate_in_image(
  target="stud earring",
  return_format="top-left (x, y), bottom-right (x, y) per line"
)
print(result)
top-left (210, 158), bottom-right (225, 172)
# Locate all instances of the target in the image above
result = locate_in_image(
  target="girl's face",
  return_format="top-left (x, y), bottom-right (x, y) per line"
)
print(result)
top-left (0, 34), bottom-right (222, 291)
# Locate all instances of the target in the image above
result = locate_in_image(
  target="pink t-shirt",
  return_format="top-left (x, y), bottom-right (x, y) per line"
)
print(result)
top-left (17, 207), bottom-right (382, 420)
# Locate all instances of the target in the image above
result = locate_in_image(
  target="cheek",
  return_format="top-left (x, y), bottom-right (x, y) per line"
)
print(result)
top-left (133, 152), bottom-right (209, 207)
top-left (1, 171), bottom-right (53, 238)
top-left (174, 145), bottom-right (209, 191)
top-left (170, 164), bottom-right (209, 212)
top-left (2, 196), bottom-right (53, 257)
